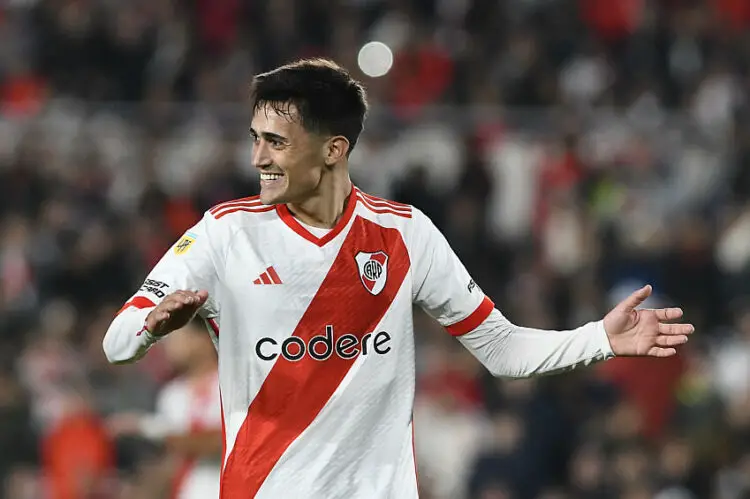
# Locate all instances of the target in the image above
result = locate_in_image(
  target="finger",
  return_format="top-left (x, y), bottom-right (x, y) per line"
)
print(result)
top-left (654, 308), bottom-right (683, 321)
top-left (647, 346), bottom-right (677, 357)
top-left (185, 291), bottom-right (206, 306)
top-left (162, 299), bottom-right (186, 313)
top-left (175, 290), bottom-right (207, 307)
top-left (620, 285), bottom-right (652, 312)
top-left (157, 295), bottom-right (181, 307)
top-left (146, 310), bottom-right (171, 331)
top-left (655, 334), bottom-right (688, 347)
top-left (172, 291), bottom-right (196, 306)
top-left (658, 323), bottom-right (695, 335)
top-left (195, 290), bottom-right (209, 305)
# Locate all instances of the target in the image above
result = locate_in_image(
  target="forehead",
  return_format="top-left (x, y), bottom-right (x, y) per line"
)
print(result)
top-left (251, 103), bottom-right (306, 137)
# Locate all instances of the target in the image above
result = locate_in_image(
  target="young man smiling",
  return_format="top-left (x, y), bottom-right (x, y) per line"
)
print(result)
top-left (103, 58), bottom-right (693, 499)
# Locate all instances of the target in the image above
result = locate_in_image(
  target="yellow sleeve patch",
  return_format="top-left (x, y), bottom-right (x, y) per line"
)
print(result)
top-left (173, 232), bottom-right (197, 255)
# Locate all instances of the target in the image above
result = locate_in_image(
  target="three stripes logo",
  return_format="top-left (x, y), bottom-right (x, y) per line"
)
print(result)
top-left (254, 266), bottom-right (283, 285)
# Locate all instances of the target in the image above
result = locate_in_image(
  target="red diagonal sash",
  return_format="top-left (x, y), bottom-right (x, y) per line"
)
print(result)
top-left (220, 217), bottom-right (410, 497)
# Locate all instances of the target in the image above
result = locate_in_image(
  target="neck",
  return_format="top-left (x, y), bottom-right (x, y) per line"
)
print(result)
top-left (287, 172), bottom-right (353, 228)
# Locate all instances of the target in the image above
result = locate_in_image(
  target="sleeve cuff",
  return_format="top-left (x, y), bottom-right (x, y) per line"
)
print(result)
top-left (127, 307), bottom-right (160, 346)
top-left (445, 297), bottom-right (495, 336)
top-left (595, 320), bottom-right (616, 359)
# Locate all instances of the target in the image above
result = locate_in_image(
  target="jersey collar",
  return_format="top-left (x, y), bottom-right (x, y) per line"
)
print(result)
top-left (275, 186), bottom-right (359, 247)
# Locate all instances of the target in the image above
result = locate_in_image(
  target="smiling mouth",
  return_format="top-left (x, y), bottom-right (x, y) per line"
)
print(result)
top-left (260, 172), bottom-right (284, 181)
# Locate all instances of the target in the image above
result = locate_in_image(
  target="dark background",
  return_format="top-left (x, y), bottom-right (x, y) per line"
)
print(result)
top-left (1, 0), bottom-right (750, 498)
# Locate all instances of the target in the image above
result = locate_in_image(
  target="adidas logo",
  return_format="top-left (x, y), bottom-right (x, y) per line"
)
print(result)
top-left (254, 266), bottom-right (283, 285)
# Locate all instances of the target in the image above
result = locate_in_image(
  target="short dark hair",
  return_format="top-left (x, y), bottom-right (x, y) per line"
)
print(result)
top-left (250, 58), bottom-right (368, 155)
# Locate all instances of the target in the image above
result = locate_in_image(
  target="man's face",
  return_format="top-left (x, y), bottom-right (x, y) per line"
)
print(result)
top-left (250, 103), bottom-right (328, 205)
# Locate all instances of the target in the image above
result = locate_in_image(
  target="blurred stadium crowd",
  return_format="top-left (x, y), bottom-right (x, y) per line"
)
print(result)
top-left (1, 0), bottom-right (750, 498)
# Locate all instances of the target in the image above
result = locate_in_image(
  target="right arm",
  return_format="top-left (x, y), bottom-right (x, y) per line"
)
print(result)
top-left (103, 214), bottom-right (221, 364)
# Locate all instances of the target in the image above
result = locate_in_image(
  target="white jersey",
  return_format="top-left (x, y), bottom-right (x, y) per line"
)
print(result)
top-left (148, 371), bottom-right (222, 499)
top-left (104, 187), bottom-right (614, 499)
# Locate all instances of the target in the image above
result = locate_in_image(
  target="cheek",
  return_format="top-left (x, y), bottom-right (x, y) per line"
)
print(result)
top-left (285, 158), bottom-right (324, 184)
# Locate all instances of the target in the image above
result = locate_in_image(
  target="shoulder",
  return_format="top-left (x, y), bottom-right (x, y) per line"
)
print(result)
top-left (203, 195), bottom-right (276, 231)
top-left (352, 189), bottom-right (440, 244)
top-left (354, 189), bottom-right (413, 220)
top-left (208, 195), bottom-right (274, 220)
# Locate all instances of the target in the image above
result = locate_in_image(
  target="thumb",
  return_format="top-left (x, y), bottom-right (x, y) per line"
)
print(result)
top-left (619, 285), bottom-right (652, 312)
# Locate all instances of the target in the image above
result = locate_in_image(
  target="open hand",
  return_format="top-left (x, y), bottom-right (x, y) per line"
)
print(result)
top-left (145, 290), bottom-right (209, 337)
top-left (603, 285), bottom-right (694, 357)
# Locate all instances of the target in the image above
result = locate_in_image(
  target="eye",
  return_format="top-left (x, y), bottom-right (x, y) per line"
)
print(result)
top-left (268, 138), bottom-right (284, 149)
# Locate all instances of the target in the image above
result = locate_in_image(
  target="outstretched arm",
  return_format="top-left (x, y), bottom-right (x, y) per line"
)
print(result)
top-left (457, 285), bottom-right (692, 378)
top-left (410, 209), bottom-right (693, 378)
top-left (457, 310), bottom-right (612, 378)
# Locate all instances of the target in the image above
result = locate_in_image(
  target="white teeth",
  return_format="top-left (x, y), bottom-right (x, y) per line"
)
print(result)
top-left (260, 173), bottom-right (283, 180)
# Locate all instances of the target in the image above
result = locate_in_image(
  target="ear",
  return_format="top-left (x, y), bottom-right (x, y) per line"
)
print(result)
top-left (324, 136), bottom-right (350, 166)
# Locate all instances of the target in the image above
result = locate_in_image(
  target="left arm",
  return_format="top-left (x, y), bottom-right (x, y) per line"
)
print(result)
top-left (457, 309), bottom-right (612, 378)
top-left (410, 209), bottom-right (692, 378)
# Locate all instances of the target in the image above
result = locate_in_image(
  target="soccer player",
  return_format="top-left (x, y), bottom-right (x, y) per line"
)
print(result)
top-left (103, 58), bottom-right (694, 498)
top-left (107, 319), bottom-right (221, 499)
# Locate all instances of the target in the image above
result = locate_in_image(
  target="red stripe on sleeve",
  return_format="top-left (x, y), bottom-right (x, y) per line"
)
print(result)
top-left (445, 296), bottom-right (495, 336)
top-left (115, 296), bottom-right (156, 317)
top-left (209, 196), bottom-right (261, 214)
top-left (207, 318), bottom-right (220, 338)
top-left (220, 217), bottom-right (411, 498)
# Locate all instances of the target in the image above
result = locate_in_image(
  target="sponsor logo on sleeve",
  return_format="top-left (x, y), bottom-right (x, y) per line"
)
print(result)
top-left (138, 279), bottom-right (170, 299)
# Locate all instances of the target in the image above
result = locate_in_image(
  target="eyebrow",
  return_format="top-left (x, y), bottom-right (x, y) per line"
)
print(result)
top-left (249, 128), bottom-right (290, 143)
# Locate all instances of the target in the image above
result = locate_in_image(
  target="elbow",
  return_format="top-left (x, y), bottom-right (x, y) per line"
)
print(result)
top-left (487, 367), bottom-right (533, 380)
top-left (482, 362), bottom-right (513, 379)
top-left (102, 328), bottom-right (134, 365)
top-left (101, 335), bottom-right (120, 364)
top-left (483, 358), bottom-right (539, 379)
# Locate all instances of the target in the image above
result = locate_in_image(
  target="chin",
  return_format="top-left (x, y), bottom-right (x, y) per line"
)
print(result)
top-left (260, 189), bottom-right (284, 205)
top-left (259, 180), bottom-right (291, 205)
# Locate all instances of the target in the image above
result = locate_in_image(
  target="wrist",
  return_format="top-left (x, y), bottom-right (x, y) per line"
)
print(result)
top-left (144, 309), bottom-right (172, 338)
top-left (598, 320), bottom-right (617, 358)
top-left (139, 312), bottom-right (163, 344)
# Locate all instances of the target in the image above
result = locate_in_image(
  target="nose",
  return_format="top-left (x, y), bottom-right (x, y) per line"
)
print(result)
top-left (252, 140), bottom-right (273, 169)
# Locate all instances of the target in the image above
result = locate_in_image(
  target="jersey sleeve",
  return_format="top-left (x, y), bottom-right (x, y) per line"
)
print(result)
top-left (409, 209), bottom-right (614, 376)
top-left (102, 213), bottom-right (222, 364)
top-left (410, 208), bottom-right (494, 335)
top-left (457, 309), bottom-right (615, 378)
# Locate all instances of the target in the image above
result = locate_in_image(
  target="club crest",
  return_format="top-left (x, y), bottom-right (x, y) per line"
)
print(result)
top-left (355, 251), bottom-right (389, 295)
